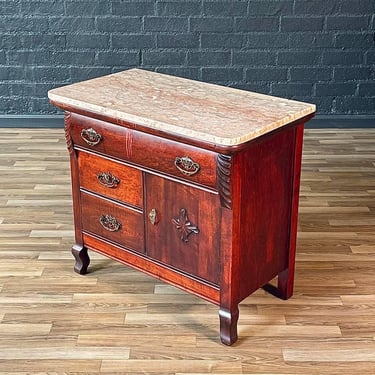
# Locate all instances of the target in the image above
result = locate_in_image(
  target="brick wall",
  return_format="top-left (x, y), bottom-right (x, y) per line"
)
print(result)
top-left (0, 0), bottom-right (374, 115)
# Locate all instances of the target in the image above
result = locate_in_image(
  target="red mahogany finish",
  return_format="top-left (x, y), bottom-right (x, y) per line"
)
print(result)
top-left (49, 70), bottom-right (315, 345)
top-left (78, 150), bottom-right (143, 208)
top-left (70, 112), bottom-right (218, 189)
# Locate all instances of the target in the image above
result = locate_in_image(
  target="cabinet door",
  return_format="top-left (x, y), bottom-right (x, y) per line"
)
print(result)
top-left (145, 175), bottom-right (221, 285)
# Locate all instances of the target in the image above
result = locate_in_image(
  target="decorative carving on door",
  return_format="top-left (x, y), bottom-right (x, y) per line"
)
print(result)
top-left (172, 208), bottom-right (199, 243)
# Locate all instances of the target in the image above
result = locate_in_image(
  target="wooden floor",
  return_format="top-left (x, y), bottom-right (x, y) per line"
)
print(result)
top-left (0, 128), bottom-right (374, 374)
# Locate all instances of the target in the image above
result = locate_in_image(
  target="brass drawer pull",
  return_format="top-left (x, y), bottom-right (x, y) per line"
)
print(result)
top-left (99, 214), bottom-right (121, 232)
top-left (174, 156), bottom-right (200, 176)
top-left (97, 171), bottom-right (120, 188)
top-left (81, 128), bottom-right (103, 146)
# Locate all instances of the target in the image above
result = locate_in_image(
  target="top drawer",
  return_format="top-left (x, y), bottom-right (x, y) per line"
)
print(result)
top-left (69, 112), bottom-right (130, 160)
top-left (68, 113), bottom-right (218, 189)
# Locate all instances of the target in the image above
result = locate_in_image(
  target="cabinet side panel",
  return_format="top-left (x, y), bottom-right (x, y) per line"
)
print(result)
top-left (235, 126), bottom-right (297, 301)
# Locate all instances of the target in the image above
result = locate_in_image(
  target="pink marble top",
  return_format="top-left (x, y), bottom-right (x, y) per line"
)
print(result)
top-left (48, 68), bottom-right (315, 146)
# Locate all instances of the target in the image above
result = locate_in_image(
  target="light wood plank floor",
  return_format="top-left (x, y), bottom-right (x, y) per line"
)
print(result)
top-left (0, 128), bottom-right (374, 374)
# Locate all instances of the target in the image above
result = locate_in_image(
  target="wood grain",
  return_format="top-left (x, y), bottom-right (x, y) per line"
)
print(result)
top-left (0, 128), bottom-right (374, 374)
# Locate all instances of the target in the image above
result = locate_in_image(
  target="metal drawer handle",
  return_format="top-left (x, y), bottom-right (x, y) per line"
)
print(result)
top-left (174, 156), bottom-right (200, 176)
top-left (99, 214), bottom-right (121, 232)
top-left (81, 128), bottom-right (103, 146)
top-left (97, 171), bottom-right (120, 188)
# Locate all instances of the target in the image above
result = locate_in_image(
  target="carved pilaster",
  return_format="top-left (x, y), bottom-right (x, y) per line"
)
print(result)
top-left (217, 154), bottom-right (232, 209)
top-left (64, 112), bottom-right (73, 154)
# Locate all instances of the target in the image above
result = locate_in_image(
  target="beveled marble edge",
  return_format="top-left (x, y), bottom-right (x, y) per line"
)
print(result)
top-left (49, 91), bottom-right (315, 146)
top-left (48, 69), bottom-right (316, 146)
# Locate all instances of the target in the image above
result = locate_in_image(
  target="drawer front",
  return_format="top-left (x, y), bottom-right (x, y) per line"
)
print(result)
top-left (69, 112), bottom-right (218, 189)
top-left (69, 113), bottom-right (131, 160)
top-left (131, 132), bottom-right (218, 189)
top-left (78, 151), bottom-right (143, 208)
top-left (81, 192), bottom-right (144, 253)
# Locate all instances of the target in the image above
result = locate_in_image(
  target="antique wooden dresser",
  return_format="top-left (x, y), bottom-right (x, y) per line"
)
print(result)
top-left (48, 69), bottom-right (315, 345)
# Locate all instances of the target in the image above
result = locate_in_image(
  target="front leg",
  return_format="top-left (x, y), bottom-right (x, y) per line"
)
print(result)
top-left (219, 306), bottom-right (239, 345)
top-left (71, 244), bottom-right (90, 275)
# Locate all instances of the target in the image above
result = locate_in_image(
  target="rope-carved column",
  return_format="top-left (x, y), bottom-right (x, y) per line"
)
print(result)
top-left (217, 154), bottom-right (232, 209)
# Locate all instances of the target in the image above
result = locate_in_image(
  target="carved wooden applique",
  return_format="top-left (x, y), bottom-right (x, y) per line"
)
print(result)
top-left (217, 154), bottom-right (232, 209)
top-left (64, 112), bottom-right (73, 154)
top-left (172, 208), bottom-right (199, 243)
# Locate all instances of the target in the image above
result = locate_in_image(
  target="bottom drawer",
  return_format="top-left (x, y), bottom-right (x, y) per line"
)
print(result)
top-left (81, 191), bottom-right (144, 253)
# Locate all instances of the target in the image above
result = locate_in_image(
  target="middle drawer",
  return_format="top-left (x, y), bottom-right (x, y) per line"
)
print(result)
top-left (78, 151), bottom-right (143, 208)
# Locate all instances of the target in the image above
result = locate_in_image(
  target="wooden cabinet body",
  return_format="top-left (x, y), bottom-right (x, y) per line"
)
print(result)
top-left (49, 69), bottom-right (315, 345)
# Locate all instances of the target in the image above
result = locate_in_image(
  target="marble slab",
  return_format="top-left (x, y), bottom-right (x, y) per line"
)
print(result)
top-left (48, 68), bottom-right (316, 146)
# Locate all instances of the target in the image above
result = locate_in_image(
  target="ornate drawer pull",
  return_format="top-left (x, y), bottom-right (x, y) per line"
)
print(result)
top-left (99, 214), bottom-right (121, 232)
top-left (81, 128), bottom-right (103, 146)
top-left (174, 156), bottom-right (200, 176)
top-left (97, 171), bottom-right (120, 188)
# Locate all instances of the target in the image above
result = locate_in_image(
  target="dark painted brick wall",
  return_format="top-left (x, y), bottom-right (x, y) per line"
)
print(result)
top-left (0, 0), bottom-right (374, 115)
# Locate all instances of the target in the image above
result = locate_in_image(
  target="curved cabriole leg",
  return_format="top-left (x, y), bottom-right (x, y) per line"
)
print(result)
top-left (71, 244), bottom-right (90, 275)
top-left (219, 306), bottom-right (239, 346)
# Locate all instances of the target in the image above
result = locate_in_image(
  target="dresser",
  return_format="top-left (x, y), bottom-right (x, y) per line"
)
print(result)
top-left (48, 69), bottom-right (315, 345)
